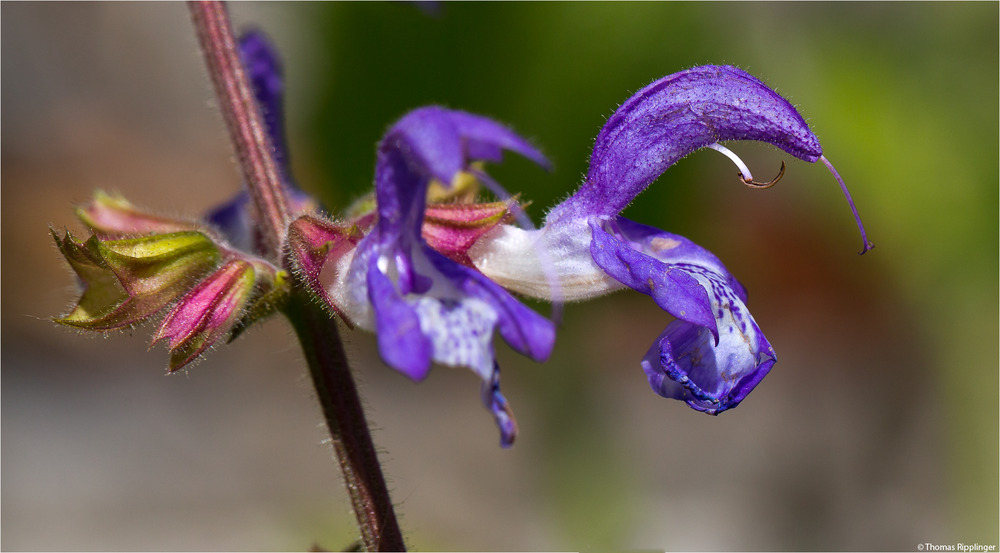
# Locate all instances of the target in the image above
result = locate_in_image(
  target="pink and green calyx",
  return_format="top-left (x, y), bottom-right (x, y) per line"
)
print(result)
top-left (54, 191), bottom-right (289, 372)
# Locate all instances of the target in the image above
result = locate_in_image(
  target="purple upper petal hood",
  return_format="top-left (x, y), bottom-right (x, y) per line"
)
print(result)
top-left (550, 65), bottom-right (822, 223)
top-left (373, 106), bottom-right (550, 238)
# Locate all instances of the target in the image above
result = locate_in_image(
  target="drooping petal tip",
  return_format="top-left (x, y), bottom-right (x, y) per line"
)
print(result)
top-left (642, 318), bottom-right (776, 414)
top-left (589, 218), bottom-right (775, 414)
top-left (482, 364), bottom-right (518, 448)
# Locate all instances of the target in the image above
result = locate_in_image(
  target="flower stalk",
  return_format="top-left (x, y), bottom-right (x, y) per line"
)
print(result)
top-left (188, 0), bottom-right (288, 258)
top-left (188, 2), bottom-right (405, 549)
top-left (284, 293), bottom-right (406, 552)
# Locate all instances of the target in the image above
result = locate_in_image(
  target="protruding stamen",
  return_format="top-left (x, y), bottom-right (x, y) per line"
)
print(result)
top-left (707, 143), bottom-right (754, 182)
top-left (820, 155), bottom-right (874, 255)
top-left (707, 143), bottom-right (786, 189)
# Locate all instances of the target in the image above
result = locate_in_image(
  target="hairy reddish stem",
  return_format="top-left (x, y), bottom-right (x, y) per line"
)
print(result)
top-left (189, 0), bottom-right (288, 258)
top-left (285, 293), bottom-right (407, 552)
top-left (188, 2), bottom-right (405, 550)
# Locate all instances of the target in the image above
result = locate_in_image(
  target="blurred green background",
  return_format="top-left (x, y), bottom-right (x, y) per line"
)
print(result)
top-left (3, 2), bottom-right (997, 551)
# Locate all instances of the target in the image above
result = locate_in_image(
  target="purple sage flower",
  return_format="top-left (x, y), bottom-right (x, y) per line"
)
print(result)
top-left (468, 65), bottom-right (871, 413)
top-left (202, 29), bottom-right (551, 446)
top-left (320, 107), bottom-right (557, 447)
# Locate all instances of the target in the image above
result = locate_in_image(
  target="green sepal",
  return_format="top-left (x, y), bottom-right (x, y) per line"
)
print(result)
top-left (52, 229), bottom-right (130, 327)
top-left (53, 230), bottom-right (221, 330)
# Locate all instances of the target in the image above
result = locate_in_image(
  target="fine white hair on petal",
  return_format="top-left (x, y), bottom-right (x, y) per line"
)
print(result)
top-left (326, 243), bottom-right (374, 330)
top-left (470, 169), bottom-right (568, 313)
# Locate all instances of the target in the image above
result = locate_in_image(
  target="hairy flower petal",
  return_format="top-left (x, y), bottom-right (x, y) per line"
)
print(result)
top-left (593, 218), bottom-right (774, 412)
top-left (550, 65), bottom-right (823, 224)
top-left (471, 65), bottom-right (821, 413)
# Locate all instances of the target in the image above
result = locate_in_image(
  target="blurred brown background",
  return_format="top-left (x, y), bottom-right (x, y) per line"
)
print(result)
top-left (3, 2), bottom-right (997, 551)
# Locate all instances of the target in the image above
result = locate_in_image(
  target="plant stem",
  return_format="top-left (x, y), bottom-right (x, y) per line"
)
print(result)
top-left (285, 293), bottom-right (406, 552)
top-left (188, 0), bottom-right (288, 259)
top-left (188, 2), bottom-right (405, 549)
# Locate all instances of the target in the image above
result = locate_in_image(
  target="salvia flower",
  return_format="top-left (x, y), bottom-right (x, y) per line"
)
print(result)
top-left (315, 107), bottom-right (558, 447)
top-left (468, 65), bottom-right (872, 413)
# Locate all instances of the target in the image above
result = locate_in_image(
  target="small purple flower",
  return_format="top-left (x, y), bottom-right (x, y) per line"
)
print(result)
top-left (470, 65), bottom-right (871, 413)
top-left (321, 107), bottom-right (557, 447)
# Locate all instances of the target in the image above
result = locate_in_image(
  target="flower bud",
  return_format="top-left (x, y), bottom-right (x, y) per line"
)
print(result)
top-left (77, 191), bottom-right (201, 236)
top-left (152, 259), bottom-right (257, 371)
top-left (286, 215), bottom-right (363, 319)
top-left (53, 230), bottom-right (220, 330)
